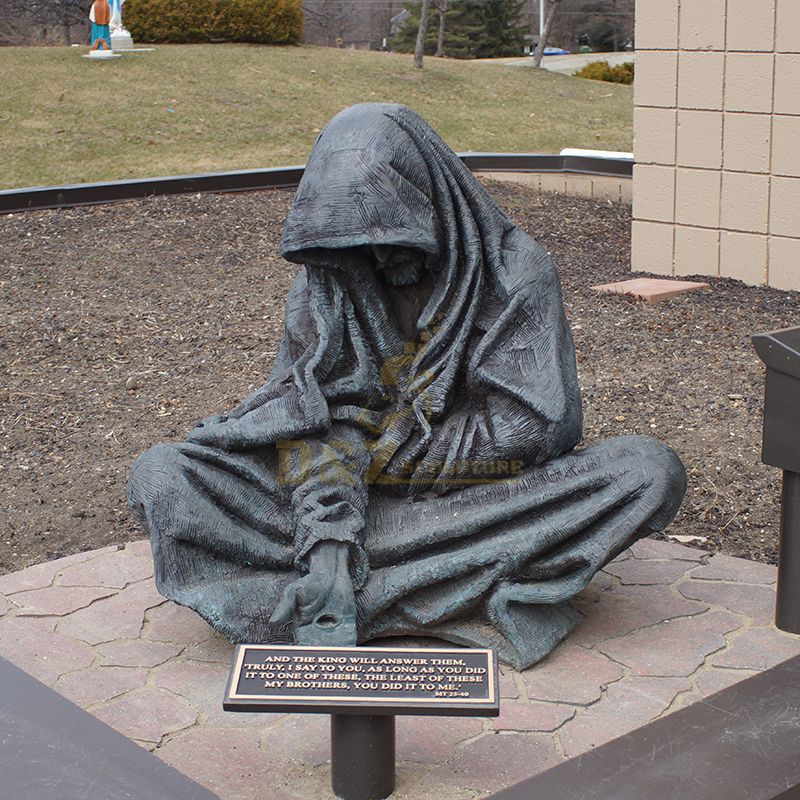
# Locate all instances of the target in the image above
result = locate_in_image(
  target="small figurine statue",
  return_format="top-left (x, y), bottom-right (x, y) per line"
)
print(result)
top-left (128, 104), bottom-right (687, 670)
top-left (89, 0), bottom-right (112, 51)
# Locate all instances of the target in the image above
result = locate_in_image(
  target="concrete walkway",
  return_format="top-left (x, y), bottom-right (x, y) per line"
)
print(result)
top-left (0, 538), bottom-right (797, 800)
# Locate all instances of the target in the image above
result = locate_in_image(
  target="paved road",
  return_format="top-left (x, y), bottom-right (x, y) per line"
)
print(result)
top-left (474, 51), bottom-right (635, 75)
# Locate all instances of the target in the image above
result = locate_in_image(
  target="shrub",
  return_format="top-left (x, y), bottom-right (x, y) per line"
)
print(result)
top-left (574, 60), bottom-right (634, 85)
top-left (124, 0), bottom-right (303, 44)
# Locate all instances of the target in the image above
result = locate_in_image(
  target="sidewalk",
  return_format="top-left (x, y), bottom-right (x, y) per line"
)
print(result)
top-left (0, 538), bottom-right (797, 800)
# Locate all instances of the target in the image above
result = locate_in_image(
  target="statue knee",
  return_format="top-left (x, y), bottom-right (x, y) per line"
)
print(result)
top-left (619, 435), bottom-right (687, 521)
top-left (598, 434), bottom-right (686, 497)
top-left (640, 437), bottom-right (685, 489)
top-left (127, 443), bottom-right (184, 516)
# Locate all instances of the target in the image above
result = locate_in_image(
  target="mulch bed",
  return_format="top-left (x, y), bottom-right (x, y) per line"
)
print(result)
top-left (0, 181), bottom-right (795, 575)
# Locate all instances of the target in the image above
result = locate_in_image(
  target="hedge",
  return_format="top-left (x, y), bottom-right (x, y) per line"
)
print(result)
top-left (574, 61), bottom-right (634, 85)
top-left (124, 0), bottom-right (303, 44)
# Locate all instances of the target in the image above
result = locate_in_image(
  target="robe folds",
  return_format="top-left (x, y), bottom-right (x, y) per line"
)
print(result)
top-left (128, 103), bottom-right (687, 670)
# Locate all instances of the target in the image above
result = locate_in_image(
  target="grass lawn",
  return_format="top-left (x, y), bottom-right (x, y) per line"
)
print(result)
top-left (0, 44), bottom-right (632, 189)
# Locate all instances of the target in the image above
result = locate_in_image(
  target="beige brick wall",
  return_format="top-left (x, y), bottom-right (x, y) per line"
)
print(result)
top-left (633, 0), bottom-right (800, 290)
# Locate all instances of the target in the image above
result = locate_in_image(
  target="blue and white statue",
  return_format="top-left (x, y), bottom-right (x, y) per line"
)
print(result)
top-left (109, 0), bottom-right (134, 50)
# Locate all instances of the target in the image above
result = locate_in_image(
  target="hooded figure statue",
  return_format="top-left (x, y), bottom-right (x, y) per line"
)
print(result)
top-left (128, 103), bottom-right (686, 670)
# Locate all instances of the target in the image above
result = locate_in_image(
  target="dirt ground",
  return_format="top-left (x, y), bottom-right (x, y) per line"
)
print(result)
top-left (0, 181), bottom-right (796, 575)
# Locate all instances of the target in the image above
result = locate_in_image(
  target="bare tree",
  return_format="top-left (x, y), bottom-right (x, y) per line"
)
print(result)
top-left (531, 0), bottom-right (562, 67)
top-left (413, 0), bottom-right (432, 68)
top-left (434, 0), bottom-right (449, 57)
top-left (542, 0), bottom-right (635, 53)
top-left (0, 0), bottom-right (91, 45)
top-left (303, 0), bottom-right (355, 46)
top-left (0, 0), bottom-right (28, 45)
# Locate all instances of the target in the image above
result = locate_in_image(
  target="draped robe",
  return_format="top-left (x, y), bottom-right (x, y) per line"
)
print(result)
top-left (128, 103), bottom-right (687, 670)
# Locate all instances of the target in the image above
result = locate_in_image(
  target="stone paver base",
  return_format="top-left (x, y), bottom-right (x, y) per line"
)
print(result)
top-left (1, 538), bottom-right (798, 799)
top-left (591, 277), bottom-right (711, 303)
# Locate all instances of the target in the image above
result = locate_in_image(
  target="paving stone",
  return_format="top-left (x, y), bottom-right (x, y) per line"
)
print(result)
top-left (13, 585), bottom-right (117, 616)
top-left (396, 716), bottom-right (483, 762)
top-left (0, 548), bottom-right (116, 594)
top-left (393, 778), bottom-right (480, 800)
top-left (54, 665), bottom-right (149, 707)
top-left (695, 667), bottom-right (757, 697)
top-left (679, 580), bottom-right (777, 625)
top-left (630, 538), bottom-right (706, 562)
top-left (0, 594), bottom-right (11, 616)
top-left (712, 627), bottom-right (800, 670)
top-left (92, 687), bottom-right (197, 743)
top-left (498, 665), bottom-right (520, 699)
top-left (57, 579), bottom-right (166, 644)
top-left (97, 638), bottom-right (184, 668)
top-left (124, 538), bottom-right (153, 558)
top-left (586, 570), bottom-right (617, 591)
top-left (490, 701), bottom-right (574, 732)
top-left (276, 762), bottom-right (350, 800)
top-left (146, 601), bottom-right (215, 645)
top-left (598, 611), bottom-right (741, 677)
top-left (182, 632), bottom-right (235, 664)
top-left (571, 583), bottom-right (707, 648)
top-left (559, 676), bottom-right (691, 757)
top-left (591, 277), bottom-right (709, 304)
top-left (0, 615), bottom-right (94, 684)
top-left (690, 554), bottom-right (777, 584)
top-left (603, 558), bottom-right (693, 585)
top-left (522, 643), bottom-right (624, 705)
top-left (154, 658), bottom-right (265, 727)
top-left (609, 548), bottom-right (634, 563)
top-left (160, 727), bottom-right (293, 800)
top-left (425, 733), bottom-right (561, 795)
top-left (669, 689), bottom-right (702, 711)
top-left (261, 713), bottom-right (331, 767)
top-left (59, 547), bottom-right (154, 589)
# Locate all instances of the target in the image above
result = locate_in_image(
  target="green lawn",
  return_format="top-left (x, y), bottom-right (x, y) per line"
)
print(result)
top-left (0, 44), bottom-right (632, 189)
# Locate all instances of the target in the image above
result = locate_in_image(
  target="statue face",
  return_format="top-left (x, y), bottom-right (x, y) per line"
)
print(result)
top-left (300, 245), bottom-right (427, 287)
top-left (370, 246), bottom-right (426, 286)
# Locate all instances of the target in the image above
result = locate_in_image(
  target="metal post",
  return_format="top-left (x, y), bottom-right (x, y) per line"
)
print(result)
top-left (539, 0), bottom-right (544, 36)
top-left (777, 470), bottom-right (800, 634)
top-left (330, 714), bottom-right (396, 800)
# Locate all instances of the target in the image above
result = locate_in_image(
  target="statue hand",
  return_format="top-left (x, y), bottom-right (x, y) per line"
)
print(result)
top-left (186, 414), bottom-right (243, 447)
top-left (270, 541), bottom-right (357, 646)
top-left (192, 413), bottom-right (228, 429)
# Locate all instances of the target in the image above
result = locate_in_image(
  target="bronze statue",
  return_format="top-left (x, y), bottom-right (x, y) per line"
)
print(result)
top-left (128, 104), bottom-right (686, 669)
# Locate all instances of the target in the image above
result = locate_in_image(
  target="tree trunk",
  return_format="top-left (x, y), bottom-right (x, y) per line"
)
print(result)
top-left (531, 0), bottom-right (559, 68)
top-left (435, 6), bottom-right (445, 57)
top-left (414, 0), bottom-right (432, 69)
top-left (611, 0), bottom-right (618, 51)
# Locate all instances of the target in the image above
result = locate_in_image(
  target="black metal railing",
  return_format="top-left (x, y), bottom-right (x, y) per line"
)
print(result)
top-left (0, 154), bottom-right (632, 215)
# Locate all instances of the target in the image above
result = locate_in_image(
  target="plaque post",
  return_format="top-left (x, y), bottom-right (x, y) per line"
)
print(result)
top-left (330, 714), bottom-right (396, 800)
top-left (224, 644), bottom-right (499, 800)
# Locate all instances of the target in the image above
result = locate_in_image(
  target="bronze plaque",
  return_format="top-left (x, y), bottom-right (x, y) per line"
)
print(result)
top-left (224, 644), bottom-right (499, 716)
